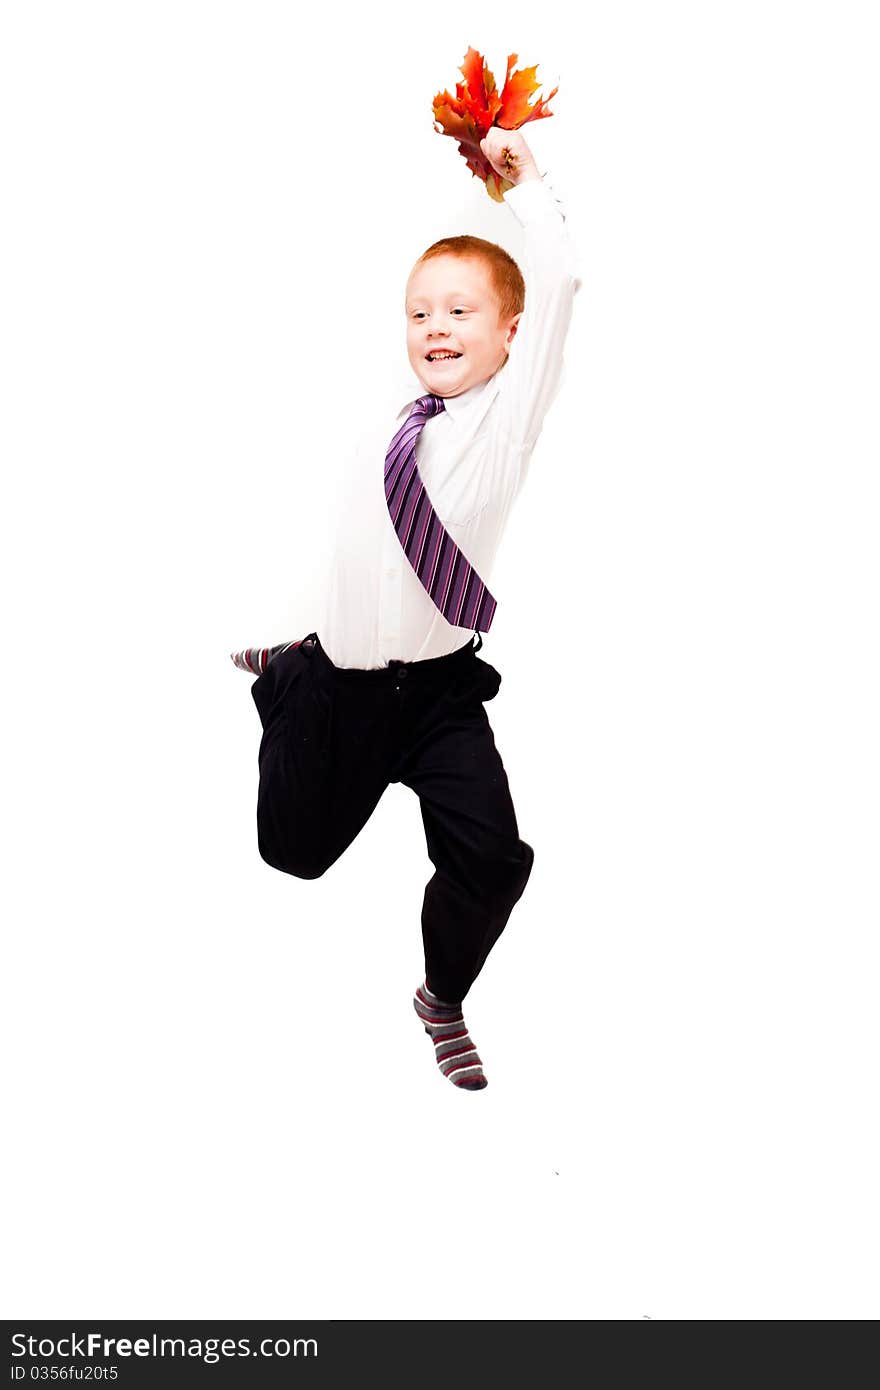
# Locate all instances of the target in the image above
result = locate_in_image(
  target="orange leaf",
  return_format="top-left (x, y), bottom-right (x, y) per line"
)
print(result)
top-left (432, 46), bottom-right (559, 200)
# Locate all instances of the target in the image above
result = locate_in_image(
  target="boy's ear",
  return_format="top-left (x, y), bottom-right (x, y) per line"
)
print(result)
top-left (504, 312), bottom-right (523, 352)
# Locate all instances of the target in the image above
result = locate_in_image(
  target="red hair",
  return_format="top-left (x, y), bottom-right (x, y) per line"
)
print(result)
top-left (411, 236), bottom-right (525, 325)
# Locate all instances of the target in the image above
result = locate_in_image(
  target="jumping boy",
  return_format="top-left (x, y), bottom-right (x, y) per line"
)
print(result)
top-left (232, 126), bottom-right (581, 1090)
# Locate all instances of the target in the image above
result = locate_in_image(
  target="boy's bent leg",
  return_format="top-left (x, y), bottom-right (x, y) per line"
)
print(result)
top-left (251, 642), bottom-right (390, 879)
top-left (400, 697), bottom-right (534, 1005)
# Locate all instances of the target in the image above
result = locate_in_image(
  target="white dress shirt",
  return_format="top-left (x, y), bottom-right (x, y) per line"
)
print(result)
top-left (315, 174), bottom-right (582, 670)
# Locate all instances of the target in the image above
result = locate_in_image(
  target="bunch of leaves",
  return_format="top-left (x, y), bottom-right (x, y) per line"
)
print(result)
top-left (432, 47), bottom-right (559, 201)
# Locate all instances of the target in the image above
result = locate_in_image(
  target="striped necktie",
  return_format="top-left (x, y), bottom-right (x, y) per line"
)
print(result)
top-left (384, 393), bottom-right (498, 634)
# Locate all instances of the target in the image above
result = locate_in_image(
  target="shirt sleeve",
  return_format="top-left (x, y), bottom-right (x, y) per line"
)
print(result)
top-left (494, 173), bottom-right (582, 454)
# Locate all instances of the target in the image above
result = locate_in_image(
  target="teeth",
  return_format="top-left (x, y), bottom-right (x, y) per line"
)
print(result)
top-left (428, 353), bottom-right (461, 361)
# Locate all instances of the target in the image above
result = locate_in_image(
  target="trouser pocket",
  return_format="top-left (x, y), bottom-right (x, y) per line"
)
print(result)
top-left (251, 648), bottom-right (306, 729)
top-left (473, 656), bottom-right (502, 703)
top-left (446, 655), bottom-right (502, 711)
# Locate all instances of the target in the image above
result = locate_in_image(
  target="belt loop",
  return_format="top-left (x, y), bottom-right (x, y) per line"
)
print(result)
top-left (472, 630), bottom-right (483, 653)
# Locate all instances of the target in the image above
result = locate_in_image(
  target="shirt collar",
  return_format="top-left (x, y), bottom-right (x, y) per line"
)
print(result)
top-left (394, 372), bottom-right (498, 422)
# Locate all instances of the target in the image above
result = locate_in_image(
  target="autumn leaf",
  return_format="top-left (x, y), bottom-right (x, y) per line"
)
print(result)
top-left (432, 47), bottom-right (559, 201)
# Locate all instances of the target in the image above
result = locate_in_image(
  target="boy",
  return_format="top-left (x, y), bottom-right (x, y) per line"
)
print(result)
top-left (233, 127), bottom-right (581, 1090)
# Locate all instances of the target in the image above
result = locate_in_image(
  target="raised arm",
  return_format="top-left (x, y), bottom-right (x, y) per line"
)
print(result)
top-left (480, 129), bottom-right (582, 452)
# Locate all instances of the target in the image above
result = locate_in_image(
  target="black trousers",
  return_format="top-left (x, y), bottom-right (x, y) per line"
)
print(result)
top-left (250, 631), bottom-right (534, 1004)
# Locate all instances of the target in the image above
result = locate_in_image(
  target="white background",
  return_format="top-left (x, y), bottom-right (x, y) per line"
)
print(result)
top-left (2, 1), bottom-right (878, 1320)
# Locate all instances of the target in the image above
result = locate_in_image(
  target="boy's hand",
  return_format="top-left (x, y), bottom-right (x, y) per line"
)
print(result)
top-left (479, 128), bottom-right (541, 186)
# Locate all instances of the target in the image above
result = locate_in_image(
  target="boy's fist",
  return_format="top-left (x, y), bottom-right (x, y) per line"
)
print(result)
top-left (479, 128), bottom-right (540, 186)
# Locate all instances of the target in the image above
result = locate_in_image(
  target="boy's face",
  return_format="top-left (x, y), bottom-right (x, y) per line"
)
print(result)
top-left (405, 254), bottom-right (521, 398)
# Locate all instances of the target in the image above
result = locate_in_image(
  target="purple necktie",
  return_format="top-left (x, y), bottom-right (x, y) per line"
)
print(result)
top-left (384, 394), bottom-right (497, 633)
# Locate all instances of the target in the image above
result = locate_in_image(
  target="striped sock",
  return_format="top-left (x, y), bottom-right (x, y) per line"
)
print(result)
top-left (229, 638), bottom-right (304, 674)
top-left (413, 981), bottom-right (488, 1091)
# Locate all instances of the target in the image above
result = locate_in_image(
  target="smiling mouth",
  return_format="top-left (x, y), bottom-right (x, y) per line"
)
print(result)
top-left (425, 352), bottom-right (463, 363)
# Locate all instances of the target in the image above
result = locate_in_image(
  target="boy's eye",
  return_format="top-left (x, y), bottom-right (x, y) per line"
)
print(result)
top-left (412, 309), bottom-right (468, 319)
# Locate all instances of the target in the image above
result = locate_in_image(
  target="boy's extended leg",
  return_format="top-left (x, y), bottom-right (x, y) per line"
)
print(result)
top-left (398, 662), bottom-right (534, 1090)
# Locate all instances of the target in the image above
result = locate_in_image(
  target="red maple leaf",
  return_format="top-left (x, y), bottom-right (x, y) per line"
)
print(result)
top-left (432, 47), bottom-right (559, 201)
